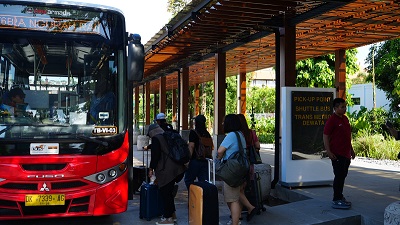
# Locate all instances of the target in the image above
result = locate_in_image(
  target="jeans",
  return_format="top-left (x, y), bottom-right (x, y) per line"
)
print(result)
top-left (184, 159), bottom-right (209, 190)
top-left (331, 155), bottom-right (351, 201)
top-left (159, 179), bottom-right (176, 218)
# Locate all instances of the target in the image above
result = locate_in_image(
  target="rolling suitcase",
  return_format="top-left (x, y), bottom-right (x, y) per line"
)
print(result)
top-left (139, 148), bottom-right (163, 221)
top-left (139, 182), bottom-right (163, 221)
top-left (245, 165), bottom-right (266, 214)
top-left (188, 158), bottom-right (219, 225)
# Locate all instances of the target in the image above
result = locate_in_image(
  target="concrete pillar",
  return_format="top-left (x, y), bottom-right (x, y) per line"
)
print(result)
top-left (172, 89), bottom-right (177, 129)
top-left (180, 67), bottom-right (189, 130)
top-left (237, 69), bottom-right (246, 114)
top-left (335, 49), bottom-right (346, 99)
top-left (194, 83), bottom-right (200, 116)
top-left (280, 18), bottom-right (296, 87)
top-left (159, 76), bottom-right (166, 113)
top-left (153, 93), bottom-right (158, 118)
top-left (134, 87), bottom-right (139, 126)
top-left (214, 52), bottom-right (227, 150)
top-left (145, 82), bottom-right (151, 125)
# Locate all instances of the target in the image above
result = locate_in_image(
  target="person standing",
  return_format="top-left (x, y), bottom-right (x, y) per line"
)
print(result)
top-left (147, 124), bottom-right (186, 225)
top-left (323, 98), bottom-right (356, 209)
top-left (155, 112), bottom-right (174, 131)
top-left (216, 114), bottom-right (257, 225)
top-left (184, 114), bottom-right (213, 189)
top-left (237, 113), bottom-right (261, 156)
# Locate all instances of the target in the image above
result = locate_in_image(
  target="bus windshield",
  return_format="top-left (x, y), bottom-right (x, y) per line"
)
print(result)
top-left (0, 3), bottom-right (127, 143)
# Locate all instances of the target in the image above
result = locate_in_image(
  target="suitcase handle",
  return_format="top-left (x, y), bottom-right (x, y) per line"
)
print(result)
top-left (207, 158), bottom-right (215, 184)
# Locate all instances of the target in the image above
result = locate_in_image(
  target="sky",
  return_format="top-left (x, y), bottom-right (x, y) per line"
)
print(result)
top-left (81, 0), bottom-right (370, 68)
top-left (81, 0), bottom-right (172, 44)
top-left (356, 45), bottom-right (371, 69)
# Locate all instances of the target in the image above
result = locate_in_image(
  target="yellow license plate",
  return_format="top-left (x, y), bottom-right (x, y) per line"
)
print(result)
top-left (25, 194), bottom-right (65, 206)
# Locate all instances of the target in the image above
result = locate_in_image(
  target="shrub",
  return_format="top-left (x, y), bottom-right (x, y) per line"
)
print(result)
top-left (254, 116), bottom-right (275, 143)
top-left (352, 130), bottom-right (399, 160)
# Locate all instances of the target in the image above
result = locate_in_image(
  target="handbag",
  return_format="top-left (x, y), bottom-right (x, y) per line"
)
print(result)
top-left (215, 131), bottom-right (250, 187)
top-left (248, 130), bottom-right (262, 164)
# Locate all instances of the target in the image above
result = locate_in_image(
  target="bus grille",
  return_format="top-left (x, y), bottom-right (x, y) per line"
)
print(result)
top-left (0, 181), bottom-right (88, 191)
top-left (21, 164), bottom-right (67, 171)
top-left (0, 183), bottom-right (37, 190)
top-left (51, 181), bottom-right (88, 189)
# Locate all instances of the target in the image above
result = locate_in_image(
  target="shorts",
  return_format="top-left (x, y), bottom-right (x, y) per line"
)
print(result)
top-left (223, 182), bottom-right (241, 203)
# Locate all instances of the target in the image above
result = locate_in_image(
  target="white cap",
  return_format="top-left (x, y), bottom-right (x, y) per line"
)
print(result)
top-left (156, 113), bottom-right (166, 120)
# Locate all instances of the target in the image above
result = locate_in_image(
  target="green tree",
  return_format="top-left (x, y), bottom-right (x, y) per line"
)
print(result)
top-left (365, 39), bottom-right (400, 111)
top-left (352, 71), bottom-right (368, 84)
top-left (247, 86), bottom-right (275, 113)
top-left (225, 76), bottom-right (237, 114)
top-left (167, 0), bottom-right (189, 16)
top-left (296, 49), bottom-right (359, 88)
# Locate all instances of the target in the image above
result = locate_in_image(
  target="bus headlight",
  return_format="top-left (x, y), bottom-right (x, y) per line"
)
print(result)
top-left (84, 159), bottom-right (128, 184)
top-left (96, 173), bottom-right (106, 182)
top-left (108, 169), bottom-right (117, 178)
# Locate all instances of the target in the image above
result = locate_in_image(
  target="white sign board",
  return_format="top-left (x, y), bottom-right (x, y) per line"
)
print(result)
top-left (280, 87), bottom-right (335, 187)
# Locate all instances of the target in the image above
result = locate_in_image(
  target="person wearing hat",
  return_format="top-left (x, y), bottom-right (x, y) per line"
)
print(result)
top-left (0, 87), bottom-right (30, 116)
top-left (147, 123), bottom-right (185, 225)
top-left (155, 112), bottom-right (174, 131)
top-left (184, 114), bottom-right (213, 190)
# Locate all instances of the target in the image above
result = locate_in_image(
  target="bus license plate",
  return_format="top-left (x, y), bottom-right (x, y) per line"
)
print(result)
top-left (25, 194), bottom-right (65, 206)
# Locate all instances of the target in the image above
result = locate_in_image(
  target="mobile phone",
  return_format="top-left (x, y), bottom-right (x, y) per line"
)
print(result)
top-left (385, 120), bottom-right (394, 128)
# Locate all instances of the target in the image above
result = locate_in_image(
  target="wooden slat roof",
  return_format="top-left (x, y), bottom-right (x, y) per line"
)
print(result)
top-left (140, 0), bottom-right (400, 93)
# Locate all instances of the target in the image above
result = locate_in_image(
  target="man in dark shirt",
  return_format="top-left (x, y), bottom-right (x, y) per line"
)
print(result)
top-left (323, 98), bottom-right (355, 209)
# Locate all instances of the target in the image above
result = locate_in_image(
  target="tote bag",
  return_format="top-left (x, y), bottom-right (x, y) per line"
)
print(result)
top-left (215, 131), bottom-right (250, 187)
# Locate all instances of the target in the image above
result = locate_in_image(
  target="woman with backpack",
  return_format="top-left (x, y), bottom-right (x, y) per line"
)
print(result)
top-left (184, 114), bottom-right (214, 190)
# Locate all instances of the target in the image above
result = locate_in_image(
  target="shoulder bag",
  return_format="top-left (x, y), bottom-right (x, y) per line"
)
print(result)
top-left (248, 130), bottom-right (262, 164)
top-left (215, 131), bottom-right (250, 187)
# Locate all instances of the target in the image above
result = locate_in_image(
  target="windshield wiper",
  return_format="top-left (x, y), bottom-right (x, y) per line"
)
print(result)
top-left (48, 132), bottom-right (108, 147)
top-left (0, 123), bottom-right (70, 136)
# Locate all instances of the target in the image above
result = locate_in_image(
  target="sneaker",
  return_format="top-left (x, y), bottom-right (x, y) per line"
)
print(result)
top-left (247, 207), bottom-right (258, 221)
top-left (155, 217), bottom-right (174, 225)
top-left (341, 197), bottom-right (352, 206)
top-left (332, 200), bottom-right (351, 209)
top-left (172, 212), bottom-right (177, 222)
top-left (226, 219), bottom-right (241, 225)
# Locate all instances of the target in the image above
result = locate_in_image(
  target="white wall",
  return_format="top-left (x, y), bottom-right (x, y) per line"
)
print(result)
top-left (348, 83), bottom-right (389, 113)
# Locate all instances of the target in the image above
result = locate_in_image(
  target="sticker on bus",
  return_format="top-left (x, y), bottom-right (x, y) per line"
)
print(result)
top-left (30, 143), bottom-right (60, 155)
top-left (92, 126), bottom-right (118, 136)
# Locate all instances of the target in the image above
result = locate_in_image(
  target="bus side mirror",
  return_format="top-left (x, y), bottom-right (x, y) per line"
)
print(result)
top-left (128, 34), bottom-right (144, 82)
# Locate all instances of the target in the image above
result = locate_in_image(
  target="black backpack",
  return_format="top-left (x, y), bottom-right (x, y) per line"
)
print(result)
top-left (161, 131), bottom-right (190, 165)
top-left (193, 130), bottom-right (213, 160)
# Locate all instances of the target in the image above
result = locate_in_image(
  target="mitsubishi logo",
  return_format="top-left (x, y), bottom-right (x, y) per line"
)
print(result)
top-left (39, 183), bottom-right (50, 192)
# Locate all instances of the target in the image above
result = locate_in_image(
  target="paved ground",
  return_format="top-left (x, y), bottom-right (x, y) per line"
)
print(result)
top-left (131, 144), bottom-right (400, 225)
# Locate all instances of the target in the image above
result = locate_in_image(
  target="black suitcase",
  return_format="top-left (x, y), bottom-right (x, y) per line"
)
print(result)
top-left (139, 182), bottom-right (163, 221)
top-left (245, 165), bottom-right (266, 214)
top-left (138, 147), bottom-right (163, 221)
top-left (188, 159), bottom-right (219, 225)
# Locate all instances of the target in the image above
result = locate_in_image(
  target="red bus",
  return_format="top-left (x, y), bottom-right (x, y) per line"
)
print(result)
top-left (0, 0), bottom-right (144, 219)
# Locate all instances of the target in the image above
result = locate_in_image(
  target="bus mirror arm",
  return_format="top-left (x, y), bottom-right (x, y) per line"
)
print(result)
top-left (127, 34), bottom-right (144, 82)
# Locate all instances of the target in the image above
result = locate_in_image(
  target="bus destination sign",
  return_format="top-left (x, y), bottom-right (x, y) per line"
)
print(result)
top-left (0, 5), bottom-right (103, 35)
